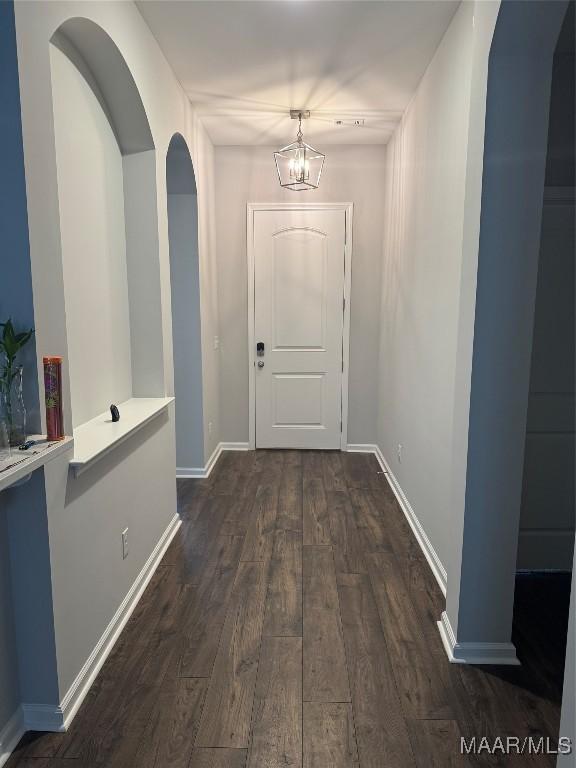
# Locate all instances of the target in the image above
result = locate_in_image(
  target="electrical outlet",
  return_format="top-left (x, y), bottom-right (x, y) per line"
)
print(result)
top-left (208, 421), bottom-right (213, 435)
top-left (213, 335), bottom-right (220, 351)
top-left (397, 443), bottom-right (403, 463)
top-left (122, 528), bottom-right (129, 559)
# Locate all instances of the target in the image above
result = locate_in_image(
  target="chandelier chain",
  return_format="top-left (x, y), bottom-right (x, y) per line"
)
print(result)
top-left (297, 114), bottom-right (303, 143)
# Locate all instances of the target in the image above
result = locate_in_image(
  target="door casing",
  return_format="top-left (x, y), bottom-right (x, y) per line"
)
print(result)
top-left (247, 202), bottom-right (353, 451)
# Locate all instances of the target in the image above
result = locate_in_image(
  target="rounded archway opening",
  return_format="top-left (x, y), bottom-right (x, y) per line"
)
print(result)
top-left (51, 18), bottom-right (154, 155)
top-left (166, 134), bottom-right (204, 472)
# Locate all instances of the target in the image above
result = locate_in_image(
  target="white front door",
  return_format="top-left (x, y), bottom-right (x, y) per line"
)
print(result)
top-left (253, 208), bottom-right (347, 449)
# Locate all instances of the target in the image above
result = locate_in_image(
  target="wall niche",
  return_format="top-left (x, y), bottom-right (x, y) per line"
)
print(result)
top-left (49, 19), bottom-right (168, 469)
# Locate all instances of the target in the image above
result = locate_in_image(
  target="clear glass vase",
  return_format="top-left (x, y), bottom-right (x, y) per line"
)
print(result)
top-left (1, 365), bottom-right (27, 447)
top-left (0, 418), bottom-right (10, 463)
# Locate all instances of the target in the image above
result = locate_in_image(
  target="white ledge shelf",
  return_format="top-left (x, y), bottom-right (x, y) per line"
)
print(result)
top-left (70, 397), bottom-right (174, 477)
top-left (1, 435), bottom-right (74, 493)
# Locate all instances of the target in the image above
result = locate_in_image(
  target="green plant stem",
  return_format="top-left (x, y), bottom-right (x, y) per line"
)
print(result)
top-left (1, 362), bottom-right (14, 431)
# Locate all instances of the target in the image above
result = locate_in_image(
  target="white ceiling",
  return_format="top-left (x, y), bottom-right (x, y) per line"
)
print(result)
top-left (137, 0), bottom-right (460, 145)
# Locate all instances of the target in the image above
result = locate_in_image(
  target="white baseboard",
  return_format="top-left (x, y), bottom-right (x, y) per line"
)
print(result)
top-left (177, 442), bottom-right (250, 479)
top-left (0, 709), bottom-right (24, 768)
top-left (219, 442), bottom-right (250, 452)
top-left (438, 611), bottom-right (520, 666)
top-left (19, 513), bottom-right (182, 733)
top-left (177, 443), bottom-right (222, 479)
top-left (347, 444), bottom-right (447, 596)
top-left (346, 443), bottom-right (384, 461)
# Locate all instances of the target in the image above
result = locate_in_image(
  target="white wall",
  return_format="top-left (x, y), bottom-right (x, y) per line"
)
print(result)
top-left (45, 413), bottom-right (176, 696)
top-left (377, 0), bottom-right (480, 574)
top-left (0, 0), bottom-right (220, 736)
top-left (193, 122), bottom-right (221, 462)
top-left (50, 42), bottom-right (132, 428)
top-left (378, 0), bottom-right (570, 612)
top-left (215, 144), bottom-right (386, 446)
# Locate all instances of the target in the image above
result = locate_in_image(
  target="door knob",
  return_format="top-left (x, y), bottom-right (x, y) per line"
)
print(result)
top-left (258, 361), bottom-right (265, 368)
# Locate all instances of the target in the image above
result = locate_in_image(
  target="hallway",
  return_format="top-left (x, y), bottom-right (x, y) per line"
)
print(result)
top-left (6, 450), bottom-right (565, 768)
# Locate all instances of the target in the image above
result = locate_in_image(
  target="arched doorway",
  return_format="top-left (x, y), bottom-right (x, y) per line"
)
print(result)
top-left (166, 134), bottom-right (204, 473)
top-left (442, 0), bottom-right (573, 677)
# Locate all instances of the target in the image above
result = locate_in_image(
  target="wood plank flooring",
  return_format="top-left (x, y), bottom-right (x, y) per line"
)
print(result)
top-left (6, 450), bottom-right (569, 768)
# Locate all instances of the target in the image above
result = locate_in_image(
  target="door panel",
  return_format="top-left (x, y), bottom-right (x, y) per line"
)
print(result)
top-left (273, 374), bottom-right (325, 426)
top-left (272, 230), bottom-right (327, 350)
top-left (254, 209), bottom-right (346, 449)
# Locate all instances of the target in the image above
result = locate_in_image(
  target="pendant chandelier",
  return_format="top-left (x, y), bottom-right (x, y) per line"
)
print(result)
top-left (274, 110), bottom-right (325, 191)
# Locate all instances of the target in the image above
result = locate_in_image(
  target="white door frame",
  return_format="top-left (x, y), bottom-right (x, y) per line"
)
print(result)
top-left (247, 202), bottom-right (353, 451)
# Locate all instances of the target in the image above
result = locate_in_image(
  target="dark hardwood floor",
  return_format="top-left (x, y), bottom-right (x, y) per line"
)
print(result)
top-left (6, 450), bottom-right (570, 767)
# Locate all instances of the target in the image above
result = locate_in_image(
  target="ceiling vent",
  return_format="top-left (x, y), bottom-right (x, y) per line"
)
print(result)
top-left (334, 118), bottom-right (366, 127)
